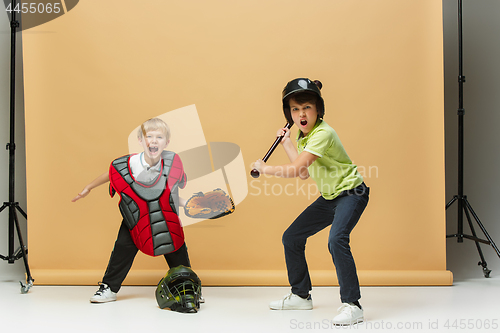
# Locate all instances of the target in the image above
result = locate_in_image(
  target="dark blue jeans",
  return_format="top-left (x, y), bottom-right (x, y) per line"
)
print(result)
top-left (282, 183), bottom-right (369, 303)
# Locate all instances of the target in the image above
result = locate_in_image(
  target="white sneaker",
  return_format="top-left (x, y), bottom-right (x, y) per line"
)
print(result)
top-left (332, 303), bottom-right (364, 325)
top-left (90, 283), bottom-right (117, 303)
top-left (269, 293), bottom-right (313, 310)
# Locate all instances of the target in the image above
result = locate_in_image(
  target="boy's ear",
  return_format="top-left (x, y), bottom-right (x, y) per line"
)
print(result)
top-left (138, 136), bottom-right (149, 147)
top-left (139, 124), bottom-right (149, 147)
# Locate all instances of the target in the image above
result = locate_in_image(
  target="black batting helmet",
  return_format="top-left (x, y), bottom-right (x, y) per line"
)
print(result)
top-left (282, 78), bottom-right (324, 125)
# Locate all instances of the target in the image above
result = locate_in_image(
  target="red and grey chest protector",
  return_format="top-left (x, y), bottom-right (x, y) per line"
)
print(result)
top-left (109, 151), bottom-right (187, 257)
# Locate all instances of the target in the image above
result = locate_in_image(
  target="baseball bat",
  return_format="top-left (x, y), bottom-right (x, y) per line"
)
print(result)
top-left (250, 123), bottom-right (292, 178)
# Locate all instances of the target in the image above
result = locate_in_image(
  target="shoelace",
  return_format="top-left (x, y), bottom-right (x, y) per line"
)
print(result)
top-left (94, 284), bottom-right (108, 296)
top-left (280, 293), bottom-right (294, 306)
top-left (337, 303), bottom-right (354, 314)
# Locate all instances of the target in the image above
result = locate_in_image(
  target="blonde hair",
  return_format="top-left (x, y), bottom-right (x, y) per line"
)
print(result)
top-left (137, 118), bottom-right (171, 141)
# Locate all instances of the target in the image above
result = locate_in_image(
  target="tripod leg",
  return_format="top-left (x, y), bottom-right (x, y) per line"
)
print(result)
top-left (463, 205), bottom-right (491, 278)
top-left (12, 208), bottom-right (34, 293)
top-left (445, 195), bottom-right (458, 210)
top-left (15, 203), bottom-right (27, 220)
top-left (463, 198), bottom-right (500, 258)
top-left (0, 204), bottom-right (8, 261)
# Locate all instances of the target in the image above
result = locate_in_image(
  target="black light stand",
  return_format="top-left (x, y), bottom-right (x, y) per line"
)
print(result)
top-left (0, 0), bottom-right (34, 293)
top-left (446, 0), bottom-right (500, 278)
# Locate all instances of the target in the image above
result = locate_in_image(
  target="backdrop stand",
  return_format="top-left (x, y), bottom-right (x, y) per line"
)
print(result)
top-left (0, 0), bottom-right (34, 293)
top-left (446, 0), bottom-right (500, 278)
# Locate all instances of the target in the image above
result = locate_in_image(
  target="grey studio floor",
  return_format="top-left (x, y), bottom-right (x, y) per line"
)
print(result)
top-left (1, 274), bottom-right (499, 333)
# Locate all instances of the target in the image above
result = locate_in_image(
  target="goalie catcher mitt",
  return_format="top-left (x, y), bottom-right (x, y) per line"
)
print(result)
top-left (184, 188), bottom-right (235, 219)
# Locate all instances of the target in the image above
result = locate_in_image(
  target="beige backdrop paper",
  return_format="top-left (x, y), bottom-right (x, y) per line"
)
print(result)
top-left (23, 0), bottom-right (452, 286)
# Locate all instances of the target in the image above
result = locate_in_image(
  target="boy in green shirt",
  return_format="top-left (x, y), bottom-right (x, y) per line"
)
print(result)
top-left (253, 78), bottom-right (369, 325)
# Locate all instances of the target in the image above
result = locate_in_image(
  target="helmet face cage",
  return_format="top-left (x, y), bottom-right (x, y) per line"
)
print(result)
top-left (156, 266), bottom-right (202, 313)
top-left (282, 78), bottom-right (324, 125)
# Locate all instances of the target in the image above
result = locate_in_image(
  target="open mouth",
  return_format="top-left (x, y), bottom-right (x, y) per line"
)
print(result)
top-left (149, 147), bottom-right (159, 154)
top-left (300, 119), bottom-right (308, 126)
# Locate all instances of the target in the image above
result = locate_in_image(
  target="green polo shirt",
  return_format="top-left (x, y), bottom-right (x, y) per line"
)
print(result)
top-left (296, 119), bottom-right (363, 200)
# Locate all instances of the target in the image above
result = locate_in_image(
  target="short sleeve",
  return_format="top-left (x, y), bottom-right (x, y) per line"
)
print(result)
top-left (174, 154), bottom-right (187, 189)
top-left (303, 128), bottom-right (335, 158)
